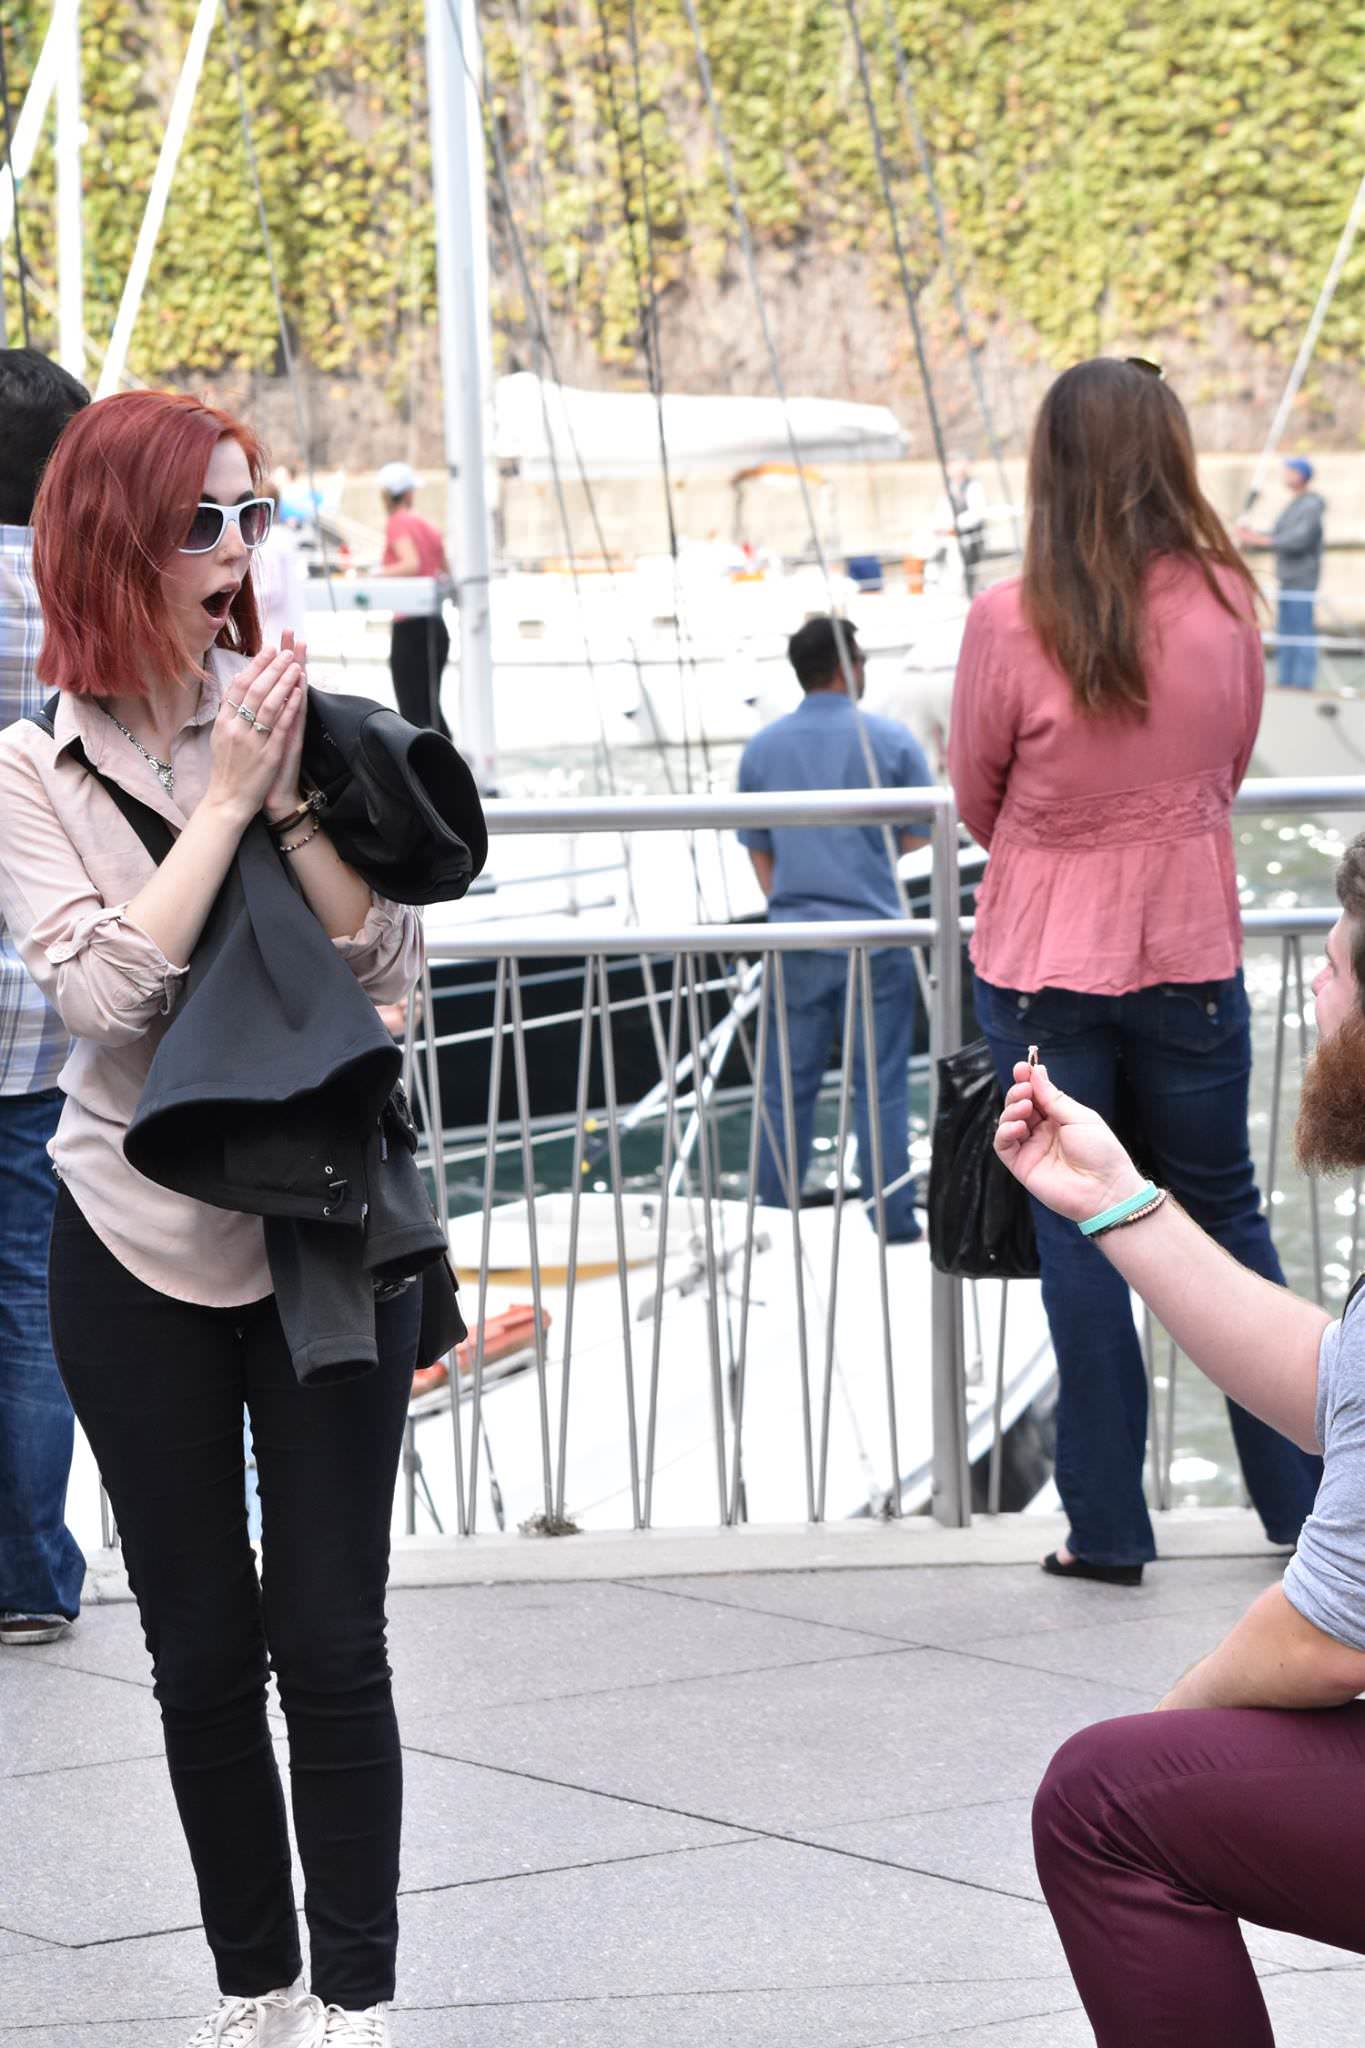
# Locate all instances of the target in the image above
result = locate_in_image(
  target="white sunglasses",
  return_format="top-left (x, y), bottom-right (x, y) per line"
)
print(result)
top-left (177, 497), bottom-right (274, 555)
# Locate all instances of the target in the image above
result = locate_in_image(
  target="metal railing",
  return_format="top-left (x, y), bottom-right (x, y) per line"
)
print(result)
top-left (80, 778), bottom-right (1365, 1555)
top-left (401, 789), bottom-right (975, 1536)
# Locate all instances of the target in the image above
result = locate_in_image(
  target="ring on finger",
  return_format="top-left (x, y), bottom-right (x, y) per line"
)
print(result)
top-left (236, 703), bottom-right (258, 727)
top-left (254, 722), bottom-right (272, 736)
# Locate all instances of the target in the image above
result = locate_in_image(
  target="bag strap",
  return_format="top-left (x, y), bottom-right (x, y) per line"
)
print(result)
top-left (28, 694), bottom-right (176, 867)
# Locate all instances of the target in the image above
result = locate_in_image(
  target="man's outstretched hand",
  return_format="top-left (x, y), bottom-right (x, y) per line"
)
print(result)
top-left (994, 1060), bottom-right (1147, 1225)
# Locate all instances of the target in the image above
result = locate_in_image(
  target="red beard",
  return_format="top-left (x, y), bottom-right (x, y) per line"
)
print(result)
top-left (1295, 1011), bottom-right (1365, 1176)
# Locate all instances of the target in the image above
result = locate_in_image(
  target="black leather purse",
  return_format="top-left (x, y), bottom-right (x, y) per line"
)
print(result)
top-left (927, 1037), bottom-right (1040, 1280)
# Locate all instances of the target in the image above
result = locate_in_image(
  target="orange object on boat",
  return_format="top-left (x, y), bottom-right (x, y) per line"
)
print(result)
top-left (411, 1303), bottom-right (550, 1397)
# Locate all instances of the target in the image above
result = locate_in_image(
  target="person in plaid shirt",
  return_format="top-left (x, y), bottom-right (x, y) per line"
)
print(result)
top-left (0, 348), bottom-right (89, 1645)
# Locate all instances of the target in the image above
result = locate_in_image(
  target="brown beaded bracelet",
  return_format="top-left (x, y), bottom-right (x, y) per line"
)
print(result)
top-left (277, 818), bottom-right (322, 856)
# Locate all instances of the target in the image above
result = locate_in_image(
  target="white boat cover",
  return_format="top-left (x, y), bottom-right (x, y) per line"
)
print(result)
top-left (495, 371), bottom-right (910, 479)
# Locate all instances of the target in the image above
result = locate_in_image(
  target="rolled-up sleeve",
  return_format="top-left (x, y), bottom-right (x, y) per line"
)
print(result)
top-left (0, 745), bottom-right (189, 1047)
top-left (331, 894), bottom-right (423, 1004)
top-left (947, 598), bottom-right (1017, 851)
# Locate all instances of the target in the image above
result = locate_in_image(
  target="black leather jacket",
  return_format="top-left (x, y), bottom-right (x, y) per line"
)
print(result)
top-left (39, 685), bottom-right (486, 1385)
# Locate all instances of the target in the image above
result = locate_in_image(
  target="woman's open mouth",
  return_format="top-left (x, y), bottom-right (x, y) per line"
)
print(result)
top-left (201, 584), bottom-right (237, 623)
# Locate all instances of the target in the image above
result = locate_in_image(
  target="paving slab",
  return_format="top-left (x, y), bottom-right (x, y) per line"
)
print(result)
top-left (9, 1561), bottom-right (1361, 2048)
top-left (634, 1554), bottom-right (1288, 1650)
top-left (1, 1752), bottom-right (205, 1946)
top-left (1261, 1968), bottom-right (1365, 2044)
top-left (386, 1579), bottom-right (898, 1715)
top-left (808, 1797), bottom-right (1043, 1902)
top-left (387, 1977), bottom-right (1086, 2048)
top-left (963, 1602), bottom-right (1256, 1698)
top-left (0, 1924), bottom-right (219, 2036)
top-left (21, 1600), bottom-right (154, 1690)
top-left (401, 1641), bottom-right (1146, 1839)
top-left (398, 1745), bottom-right (747, 1896)
top-left (1, 1657), bottom-right (162, 1778)
top-left (390, 1835), bottom-right (1068, 2014)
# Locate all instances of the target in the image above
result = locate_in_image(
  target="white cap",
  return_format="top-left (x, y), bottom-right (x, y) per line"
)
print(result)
top-left (377, 460), bottom-right (419, 499)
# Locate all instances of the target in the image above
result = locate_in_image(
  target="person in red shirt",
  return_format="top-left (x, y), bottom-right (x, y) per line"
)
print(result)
top-left (377, 461), bottom-right (451, 737)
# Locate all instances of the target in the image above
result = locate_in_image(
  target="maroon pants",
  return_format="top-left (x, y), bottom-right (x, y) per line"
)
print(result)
top-left (1034, 1705), bottom-right (1365, 2044)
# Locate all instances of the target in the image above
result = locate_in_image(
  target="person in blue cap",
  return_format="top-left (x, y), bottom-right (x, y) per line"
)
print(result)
top-left (1237, 457), bottom-right (1327, 689)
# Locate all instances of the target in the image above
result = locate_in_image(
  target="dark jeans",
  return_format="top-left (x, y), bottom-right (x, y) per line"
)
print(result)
top-left (389, 614), bottom-right (451, 737)
top-left (756, 948), bottom-right (920, 1241)
top-left (975, 972), bottom-right (1321, 1565)
top-left (1035, 1706), bottom-right (1365, 2045)
top-left (0, 1089), bottom-right (83, 1622)
top-left (1276, 593), bottom-right (1317, 689)
top-left (48, 1185), bottom-right (419, 2008)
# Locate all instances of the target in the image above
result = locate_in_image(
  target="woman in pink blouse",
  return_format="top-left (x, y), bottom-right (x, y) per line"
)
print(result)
top-left (0, 392), bottom-right (422, 2046)
top-left (948, 357), bottom-right (1320, 1584)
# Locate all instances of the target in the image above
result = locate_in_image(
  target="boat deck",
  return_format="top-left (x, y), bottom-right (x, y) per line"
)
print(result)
top-left (5, 1513), bottom-right (1363, 2046)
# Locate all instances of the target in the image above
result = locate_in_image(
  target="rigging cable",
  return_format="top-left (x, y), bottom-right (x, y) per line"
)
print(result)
top-left (222, 0), bottom-right (344, 632)
top-left (623, 0), bottom-right (729, 842)
top-left (677, 0), bottom-right (914, 922)
top-left (1240, 170), bottom-right (1365, 517)
top-left (839, 0), bottom-right (967, 579)
top-left (622, 0), bottom-right (734, 917)
top-left (441, 0), bottom-right (736, 926)
top-left (592, 0), bottom-right (696, 800)
top-left (878, 0), bottom-right (1017, 539)
top-left (594, 0), bottom-right (730, 923)
top-left (0, 7), bottom-right (33, 347)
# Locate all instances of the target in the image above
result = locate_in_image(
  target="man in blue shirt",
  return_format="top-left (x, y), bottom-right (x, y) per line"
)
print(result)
top-left (0, 349), bottom-right (88, 1645)
top-left (737, 616), bottom-right (932, 1241)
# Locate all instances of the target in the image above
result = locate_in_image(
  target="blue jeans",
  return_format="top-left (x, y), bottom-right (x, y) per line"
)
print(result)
top-left (1276, 594), bottom-right (1317, 689)
top-left (975, 973), bottom-right (1321, 1565)
top-left (757, 948), bottom-right (920, 1240)
top-left (0, 1090), bottom-right (84, 1621)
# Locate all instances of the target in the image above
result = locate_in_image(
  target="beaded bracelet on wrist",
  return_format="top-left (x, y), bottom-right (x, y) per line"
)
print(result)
top-left (277, 818), bottom-right (322, 856)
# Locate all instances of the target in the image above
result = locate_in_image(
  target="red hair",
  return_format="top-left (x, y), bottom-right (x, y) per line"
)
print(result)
top-left (32, 388), bottom-right (266, 698)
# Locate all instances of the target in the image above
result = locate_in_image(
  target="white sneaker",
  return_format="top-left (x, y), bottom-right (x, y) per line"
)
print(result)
top-left (185, 1981), bottom-right (320, 2047)
top-left (318, 2006), bottom-right (390, 2045)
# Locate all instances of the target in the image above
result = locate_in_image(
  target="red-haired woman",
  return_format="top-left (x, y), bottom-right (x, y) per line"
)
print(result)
top-left (948, 358), bottom-right (1321, 1584)
top-left (0, 390), bottom-right (422, 2047)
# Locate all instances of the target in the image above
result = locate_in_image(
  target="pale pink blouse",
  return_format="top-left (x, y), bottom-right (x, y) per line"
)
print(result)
top-left (947, 560), bottom-right (1262, 997)
top-left (0, 650), bottom-right (423, 1305)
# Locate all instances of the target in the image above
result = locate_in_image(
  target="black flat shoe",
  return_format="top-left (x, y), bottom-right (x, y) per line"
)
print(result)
top-left (1042, 1551), bottom-right (1144, 1587)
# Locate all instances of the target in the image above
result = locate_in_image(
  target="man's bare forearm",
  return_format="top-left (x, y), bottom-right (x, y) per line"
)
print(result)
top-left (1159, 1587), bottom-right (1365, 1711)
top-left (1098, 1197), bottom-right (1326, 1449)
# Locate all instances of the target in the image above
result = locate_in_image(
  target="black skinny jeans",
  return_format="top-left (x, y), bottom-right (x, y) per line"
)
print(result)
top-left (48, 1185), bottom-right (419, 2009)
top-left (388, 615), bottom-right (451, 738)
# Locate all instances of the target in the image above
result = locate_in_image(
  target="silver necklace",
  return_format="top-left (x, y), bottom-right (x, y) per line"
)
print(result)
top-left (101, 709), bottom-right (174, 793)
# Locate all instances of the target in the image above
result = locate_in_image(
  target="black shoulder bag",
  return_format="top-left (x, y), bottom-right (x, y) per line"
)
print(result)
top-left (927, 1037), bottom-right (1040, 1280)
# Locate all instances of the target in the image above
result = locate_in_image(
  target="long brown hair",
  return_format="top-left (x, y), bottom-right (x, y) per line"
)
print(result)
top-left (1021, 358), bottom-right (1256, 718)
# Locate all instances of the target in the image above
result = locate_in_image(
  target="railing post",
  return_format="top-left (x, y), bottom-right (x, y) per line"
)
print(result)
top-left (929, 795), bottom-right (971, 1527)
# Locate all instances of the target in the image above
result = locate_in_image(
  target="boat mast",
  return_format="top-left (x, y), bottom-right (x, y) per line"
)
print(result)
top-left (423, 0), bottom-right (498, 791)
top-left (55, 0), bottom-right (82, 377)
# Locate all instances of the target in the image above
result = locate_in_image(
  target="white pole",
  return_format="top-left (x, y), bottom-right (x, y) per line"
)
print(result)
top-left (1243, 170), bottom-right (1365, 515)
top-left (423, 0), bottom-right (498, 790)
top-left (55, 0), bottom-right (83, 378)
top-left (95, 0), bottom-right (219, 400)
top-left (0, 0), bottom-right (70, 245)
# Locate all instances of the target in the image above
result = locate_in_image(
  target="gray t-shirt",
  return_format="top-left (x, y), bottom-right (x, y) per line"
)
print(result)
top-left (1283, 1297), bottom-right (1365, 1649)
top-left (1271, 492), bottom-right (1326, 593)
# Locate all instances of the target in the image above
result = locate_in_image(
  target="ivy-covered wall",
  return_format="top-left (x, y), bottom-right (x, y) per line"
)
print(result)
top-left (4, 0), bottom-right (1362, 443)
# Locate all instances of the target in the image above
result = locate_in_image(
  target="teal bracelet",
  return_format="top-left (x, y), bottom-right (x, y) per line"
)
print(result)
top-left (1078, 1181), bottom-right (1160, 1237)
